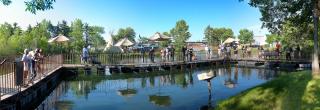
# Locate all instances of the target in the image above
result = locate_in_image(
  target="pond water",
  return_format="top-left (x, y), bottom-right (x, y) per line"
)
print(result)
top-left (35, 66), bottom-right (278, 110)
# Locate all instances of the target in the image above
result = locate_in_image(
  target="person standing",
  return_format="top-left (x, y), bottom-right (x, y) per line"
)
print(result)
top-left (226, 46), bottom-right (231, 58)
top-left (247, 46), bottom-right (251, 58)
top-left (171, 46), bottom-right (175, 61)
top-left (241, 45), bottom-right (246, 58)
top-left (276, 41), bottom-right (281, 58)
top-left (21, 49), bottom-right (30, 87)
top-left (182, 45), bottom-right (187, 61)
top-left (149, 47), bottom-right (155, 63)
top-left (166, 46), bottom-right (171, 61)
top-left (82, 46), bottom-right (89, 64)
top-left (161, 48), bottom-right (165, 61)
top-left (188, 47), bottom-right (193, 62)
top-left (233, 46), bottom-right (238, 59)
top-left (258, 46), bottom-right (264, 59)
top-left (296, 45), bottom-right (301, 59)
top-left (27, 50), bottom-right (36, 84)
top-left (35, 48), bottom-right (44, 76)
top-left (205, 45), bottom-right (209, 59)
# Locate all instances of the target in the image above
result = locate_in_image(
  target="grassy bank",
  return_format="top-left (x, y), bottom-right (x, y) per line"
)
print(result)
top-left (216, 71), bottom-right (320, 110)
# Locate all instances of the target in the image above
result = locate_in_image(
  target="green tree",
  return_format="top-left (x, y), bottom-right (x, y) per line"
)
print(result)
top-left (170, 20), bottom-right (191, 50)
top-left (244, 0), bottom-right (320, 75)
top-left (88, 26), bottom-right (106, 50)
top-left (57, 20), bottom-right (70, 37)
top-left (112, 27), bottom-right (136, 43)
top-left (137, 35), bottom-right (149, 44)
top-left (265, 34), bottom-right (281, 45)
top-left (205, 27), bottom-right (234, 44)
top-left (159, 32), bottom-right (172, 48)
top-left (70, 19), bottom-right (85, 51)
top-left (1, 0), bottom-right (55, 14)
top-left (238, 29), bottom-right (254, 44)
top-left (204, 25), bottom-right (219, 46)
top-left (217, 28), bottom-right (234, 43)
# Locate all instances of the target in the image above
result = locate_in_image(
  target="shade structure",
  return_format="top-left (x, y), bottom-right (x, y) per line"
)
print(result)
top-left (149, 32), bottom-right (171, 41)
top-left (223, 38), bottom-right (236, 44)
top-left (104, 36), bottom-right (114, 51)
top-left (48, 34), bottom-right (70, 43)
top-left (115, 38), bottom-right (134, 47)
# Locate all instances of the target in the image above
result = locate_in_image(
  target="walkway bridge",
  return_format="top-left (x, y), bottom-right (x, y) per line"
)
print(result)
top-left (0, 52), bottom-right (312, 109)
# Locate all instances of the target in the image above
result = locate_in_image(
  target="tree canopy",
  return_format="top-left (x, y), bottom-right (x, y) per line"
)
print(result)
top-left (170, 20), bottom-right (191, 50)
top-left (1, 0), bottom-right (56, 14)
top-left (243, 0), bottom-right (320, 74)
top-left (204, 25), bottom-right (234, 45)
top-left (238, 29), bottom-right (254, 44)
top-left (0, 19), bottom-right (106, 56)
top-left (265, 34), bottom-right (280, 45)
top-left (243, 0), bottom-right (316, 33)
top-left (112, 27), bottom-right (136, 43)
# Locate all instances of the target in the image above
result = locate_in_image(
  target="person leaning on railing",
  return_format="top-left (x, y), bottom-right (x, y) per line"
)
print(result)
top-left (35, 48), bottom-right (44, 77)
top-left (21, 49), bottom-right (30, 87)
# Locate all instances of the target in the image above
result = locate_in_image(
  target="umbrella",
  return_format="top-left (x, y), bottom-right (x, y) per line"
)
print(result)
top-left (48, 34), bottom-right (70, 43)
top-left (149, 32), bottom-right (171, 41)
top-left (48, 34), bottom-right (70, 53)
top-left (223, 38), bottom-right (236, 44)
top-left (115, 38), bottom-right (134, 47)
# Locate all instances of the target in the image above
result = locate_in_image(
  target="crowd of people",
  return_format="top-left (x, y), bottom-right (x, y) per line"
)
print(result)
top-left (159, 45), bottom-right (176, 62)
top-left (158, 45), bottom-right (199, 62)
top-left (21, 48), bottom-right (44, 87)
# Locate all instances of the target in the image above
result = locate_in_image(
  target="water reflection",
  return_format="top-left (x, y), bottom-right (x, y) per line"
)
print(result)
top-left (36, 67), bottom-right (279, 110)
top-left (197, 70), bottom-right (216, 110)
top-left (117, 78), bottom-right (138, 98)
top-left (149, 95), bottom-right (171, 107)
top-left (35, 82), bottom-right (71, 110)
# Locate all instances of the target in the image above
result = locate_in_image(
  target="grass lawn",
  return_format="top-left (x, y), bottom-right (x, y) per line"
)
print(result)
top-left (216, 70), bottom-right (320, 110)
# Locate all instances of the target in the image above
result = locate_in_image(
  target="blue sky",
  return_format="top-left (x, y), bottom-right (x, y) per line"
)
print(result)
top-left (0, 0), bottom-right (268, 42)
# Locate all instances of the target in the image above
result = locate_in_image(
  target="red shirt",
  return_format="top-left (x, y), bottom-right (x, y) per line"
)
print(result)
top-left (276, 43), bottom-right (281, 50)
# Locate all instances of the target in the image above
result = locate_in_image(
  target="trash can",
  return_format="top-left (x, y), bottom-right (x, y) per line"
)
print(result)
top-left (15, 60), bottom-right (23, 86)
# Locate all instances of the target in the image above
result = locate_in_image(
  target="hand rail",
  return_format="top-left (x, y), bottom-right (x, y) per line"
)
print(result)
top-left (0, 59), bottom-right (6, 65)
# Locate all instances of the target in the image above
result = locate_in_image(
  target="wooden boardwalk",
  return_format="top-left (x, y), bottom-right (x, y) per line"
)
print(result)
top-left (0, 66), bottom-right (62, 100)
top-left (0, 57), bottom-right (312, 101)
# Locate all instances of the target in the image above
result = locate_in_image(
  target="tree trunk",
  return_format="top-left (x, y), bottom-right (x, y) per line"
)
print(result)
top-left (312, 2), bottom-right (320, 77)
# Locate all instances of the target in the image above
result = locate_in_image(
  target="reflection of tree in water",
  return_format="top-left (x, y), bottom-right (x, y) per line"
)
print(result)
top-left (257, 68), bottom-right (276, 80)
top-left (141, 77), bottom-right (147, 88)
top-left (149, 75), bottom-right (172, 107)
top-left (69, 81), bottom-right (94, 99)
top-left (241, 67), bottom-right (252, 80)
top-left (149, 76), bottom-right (155, 87)
top-left (175, 73), bottom-right (188, 88)
top-left (55, 100), bottom-right (74, 110)
top-left (116, 78), bottom-right (139, 98)
top-left (149, 95), bottom-right (171, 107)
top-left (35, 81), bottom-right (72, 110)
